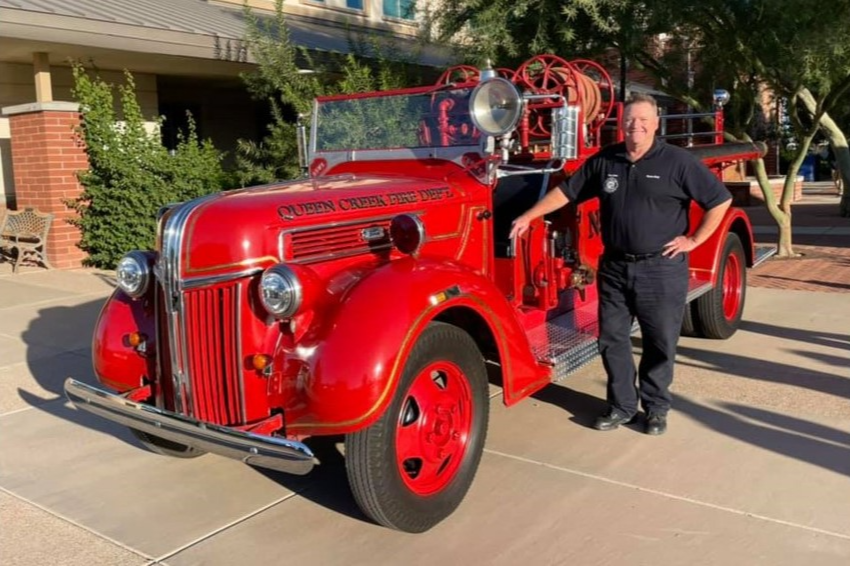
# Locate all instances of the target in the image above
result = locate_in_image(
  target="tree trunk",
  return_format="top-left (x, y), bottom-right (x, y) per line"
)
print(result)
top-left (799, 89), bottom-right (850, 216)
top-left (753, 158), bottom-right (796, 257)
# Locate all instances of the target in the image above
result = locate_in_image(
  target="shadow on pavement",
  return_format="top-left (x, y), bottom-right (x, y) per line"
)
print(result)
top-left (723, 403), bottom-right (849, 447)
top-left (532, 380), bottom-right (850, 476)
top-left (738, 320), bottom-right (849, 350)
top-left (675, 344), bottom-right (850, 399)
top-left (675, 396), bottom-right (849, 476)
top-left (18, 297), bottom-right (373, 525)
top-left (258, 435), bottom-right (370, 524)
top-left (529, 382), bottom-right (648, 432)
top-left (18, 298), bottom-right (140, 444)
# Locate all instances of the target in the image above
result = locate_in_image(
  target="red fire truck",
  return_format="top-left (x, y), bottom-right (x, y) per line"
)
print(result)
top-left (65, 55), bottom-right (771, 533)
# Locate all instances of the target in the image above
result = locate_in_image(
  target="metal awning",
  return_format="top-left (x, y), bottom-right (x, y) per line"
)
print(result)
top-left (0, 0), bottom-right (452, 69)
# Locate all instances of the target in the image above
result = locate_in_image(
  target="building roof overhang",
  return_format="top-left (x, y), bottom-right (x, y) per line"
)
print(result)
top-left (0, 0), bottom-right (452, 75)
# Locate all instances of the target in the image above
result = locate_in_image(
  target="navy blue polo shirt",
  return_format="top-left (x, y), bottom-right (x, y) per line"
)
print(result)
top-left (561, 140), bottom-right (731, 254)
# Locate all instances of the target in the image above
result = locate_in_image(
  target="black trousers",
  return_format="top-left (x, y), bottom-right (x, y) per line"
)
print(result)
top-left (597, 253), bottom-right (689, 417)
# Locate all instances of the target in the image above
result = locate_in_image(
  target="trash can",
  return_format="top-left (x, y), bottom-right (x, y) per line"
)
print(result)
top-left (800, 154), bottom-right (816, 182)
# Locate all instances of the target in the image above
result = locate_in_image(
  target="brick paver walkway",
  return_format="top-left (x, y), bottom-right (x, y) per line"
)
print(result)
top-left (749, 244), bottom-right (849, 292)
top-left (745, 187), bottom-right (849, 293)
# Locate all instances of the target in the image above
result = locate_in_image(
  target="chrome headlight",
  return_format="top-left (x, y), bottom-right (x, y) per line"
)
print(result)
top-left (116, 251), bottom-right (152, 299)
top-left (260, 264), bottom-right (302, 318)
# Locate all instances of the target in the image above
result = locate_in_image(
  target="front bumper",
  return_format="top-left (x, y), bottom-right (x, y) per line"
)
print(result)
top-left (64, 378), bottom-right (315, 475)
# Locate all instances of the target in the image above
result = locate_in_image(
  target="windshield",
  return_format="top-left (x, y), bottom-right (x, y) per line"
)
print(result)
top-left (313, 87), bottom-right (482, 152)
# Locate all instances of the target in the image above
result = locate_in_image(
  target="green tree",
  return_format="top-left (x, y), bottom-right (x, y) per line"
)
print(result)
top-left (432, 0), bottom-right (851, 253)
top-left (236, 0), bottom-right (422, 185)
top-left (69, 65), bottom-right (225, 268)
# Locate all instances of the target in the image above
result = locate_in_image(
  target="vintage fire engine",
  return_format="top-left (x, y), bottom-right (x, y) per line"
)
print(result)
top-left (65, 55), bottom-right (770, 533)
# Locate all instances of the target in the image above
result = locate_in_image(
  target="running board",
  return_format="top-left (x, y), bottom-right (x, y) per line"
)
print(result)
top-left (753, 244), bottom-right (776, 268)
top-left (687, 277), bottom-right (713, 303)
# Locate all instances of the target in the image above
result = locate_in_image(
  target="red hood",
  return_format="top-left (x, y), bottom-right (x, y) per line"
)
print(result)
top-left (178, 174), bottom-right (466, 277)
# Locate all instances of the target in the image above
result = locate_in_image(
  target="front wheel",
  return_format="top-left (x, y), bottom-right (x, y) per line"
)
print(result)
top-left (345, 322), bottom-right (489, 533)
top-left (693, 233), bottom-right (747, 339)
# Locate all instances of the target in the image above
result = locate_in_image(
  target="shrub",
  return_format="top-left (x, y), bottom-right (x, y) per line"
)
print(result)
top-left (69, 66), bottom-right (226, 268)
top-left (235, 0), bottom-right (422, 185)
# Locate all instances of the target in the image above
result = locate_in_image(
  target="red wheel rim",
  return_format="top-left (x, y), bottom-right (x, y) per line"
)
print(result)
top-left (395, 361), bottom-right (473, 496)
top-left (722, 251), bottom-right (742, 321)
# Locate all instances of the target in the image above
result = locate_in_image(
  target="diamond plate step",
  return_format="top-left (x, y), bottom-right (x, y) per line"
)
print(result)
top-left (526, 306), bottom-right (601, 383)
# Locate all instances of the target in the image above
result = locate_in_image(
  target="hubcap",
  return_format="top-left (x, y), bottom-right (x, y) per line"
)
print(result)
top-left (395, 361), bottom-right (473, 496)
top-left (722, 251), bottom-right (742, 321)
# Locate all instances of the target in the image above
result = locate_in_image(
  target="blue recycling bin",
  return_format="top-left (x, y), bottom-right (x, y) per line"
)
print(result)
top-left (799, 154), bottom-right (816, 182)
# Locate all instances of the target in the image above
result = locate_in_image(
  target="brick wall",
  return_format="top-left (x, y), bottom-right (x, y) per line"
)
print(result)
top-left (3, 103), bottom-right (87, 269)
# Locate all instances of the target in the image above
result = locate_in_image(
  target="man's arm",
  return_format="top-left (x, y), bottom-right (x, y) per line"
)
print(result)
top-left (508, 188), bottom-right (570, 239)
top-left (662, 198), bottom-right (732, 257)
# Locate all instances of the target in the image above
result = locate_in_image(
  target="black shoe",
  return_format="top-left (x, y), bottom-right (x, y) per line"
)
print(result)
top-left (593, 409), bottom-right (635, 431)
top-left (645, 413), bottom-right (668, 435)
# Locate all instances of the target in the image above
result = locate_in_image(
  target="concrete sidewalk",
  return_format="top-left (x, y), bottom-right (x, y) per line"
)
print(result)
top-left (744, 185), bottom-right (849, 243)
top-left (0, 264), bottom-right (848, 565)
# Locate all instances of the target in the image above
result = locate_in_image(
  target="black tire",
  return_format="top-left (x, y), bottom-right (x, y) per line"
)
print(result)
top-left (694, 233), bottom-right (747, 339)
top-left (345, 322), bottom-right (489, 533)
top-left (680, 302), bottom-right (702, 337)
top-left (129, 428), bottom-right (206, 459)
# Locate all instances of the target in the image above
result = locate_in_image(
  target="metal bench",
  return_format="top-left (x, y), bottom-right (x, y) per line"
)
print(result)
top-left (0, 207), bottom-right (54, 273)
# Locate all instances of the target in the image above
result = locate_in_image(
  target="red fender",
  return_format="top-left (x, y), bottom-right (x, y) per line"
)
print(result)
top-left (285, 257), bottom-right (546, 436)
top-left (689, 207), bottom-right (755, 284)
top-left (92, 290), bottom-right (156, 393)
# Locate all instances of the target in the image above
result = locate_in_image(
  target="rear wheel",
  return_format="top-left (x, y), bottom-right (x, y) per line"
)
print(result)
top-left (129, 428), bottom-right (206, 459)
top-left (345, 322), bottom-right (489, 533)
top-left (694, 233), bottom-right (747, 339)
top-left (680, 302), bottom-right (702, 337)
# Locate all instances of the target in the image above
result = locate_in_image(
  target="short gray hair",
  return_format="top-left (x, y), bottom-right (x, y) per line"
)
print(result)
top-left (624, 93), bottom-right (658, 111)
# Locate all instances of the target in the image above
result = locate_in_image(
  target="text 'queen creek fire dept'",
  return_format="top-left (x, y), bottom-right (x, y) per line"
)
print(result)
top-left (278, 187), bottom-right (453, 220)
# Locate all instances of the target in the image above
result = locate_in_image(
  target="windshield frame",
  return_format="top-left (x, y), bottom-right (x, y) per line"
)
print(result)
top-left (309, 82), bottom-right (487, 172)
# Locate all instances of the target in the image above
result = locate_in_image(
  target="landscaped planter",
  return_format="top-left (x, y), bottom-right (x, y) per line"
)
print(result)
top-left (725, 175), bottom-right (803, 206)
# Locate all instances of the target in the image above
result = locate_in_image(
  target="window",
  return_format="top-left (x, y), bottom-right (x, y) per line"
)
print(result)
top-left (159, 102), bottom-right (202, 151)
top-left (309, 0), bottom-right (363, 11)
top-left (383, 0), bottom-right (415, 20)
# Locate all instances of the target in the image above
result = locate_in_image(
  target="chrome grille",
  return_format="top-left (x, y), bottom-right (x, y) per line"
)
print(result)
top-left (182, 284), bottom-right (242, 425)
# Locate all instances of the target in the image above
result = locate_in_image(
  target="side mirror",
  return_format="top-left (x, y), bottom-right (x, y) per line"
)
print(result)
top-left (296, 113), bottom-right (309, 177)
top-left (713, 89), bottom-right (730, 109)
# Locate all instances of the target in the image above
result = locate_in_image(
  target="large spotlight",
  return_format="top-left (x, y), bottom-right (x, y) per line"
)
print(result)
top-left (469, 78), bottom-right (522, 137)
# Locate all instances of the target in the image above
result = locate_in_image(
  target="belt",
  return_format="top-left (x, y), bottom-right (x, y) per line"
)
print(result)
top-left (605, 250), bottom-right (664, 262)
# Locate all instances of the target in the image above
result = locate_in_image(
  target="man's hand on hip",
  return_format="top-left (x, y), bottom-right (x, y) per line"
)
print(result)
top-left (663, 235), bottom-right (698, 257)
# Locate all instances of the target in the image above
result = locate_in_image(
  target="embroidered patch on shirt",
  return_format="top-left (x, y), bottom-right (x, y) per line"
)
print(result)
top-left (645, 174), bottom-right (661, 179)
top-left (604, 177), bottom-right (619, 193)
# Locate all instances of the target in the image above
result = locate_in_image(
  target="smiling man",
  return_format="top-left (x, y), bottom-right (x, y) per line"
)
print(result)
top-left (509, 93), bottom-right (732, 435)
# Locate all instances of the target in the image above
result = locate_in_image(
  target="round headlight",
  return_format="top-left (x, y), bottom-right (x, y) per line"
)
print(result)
top-left (469, 77), bottom-right (522, 136)
top-left (116, 251), bottom-right (151, 299)
top-left (260, 265), bottom-right (302, 319)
